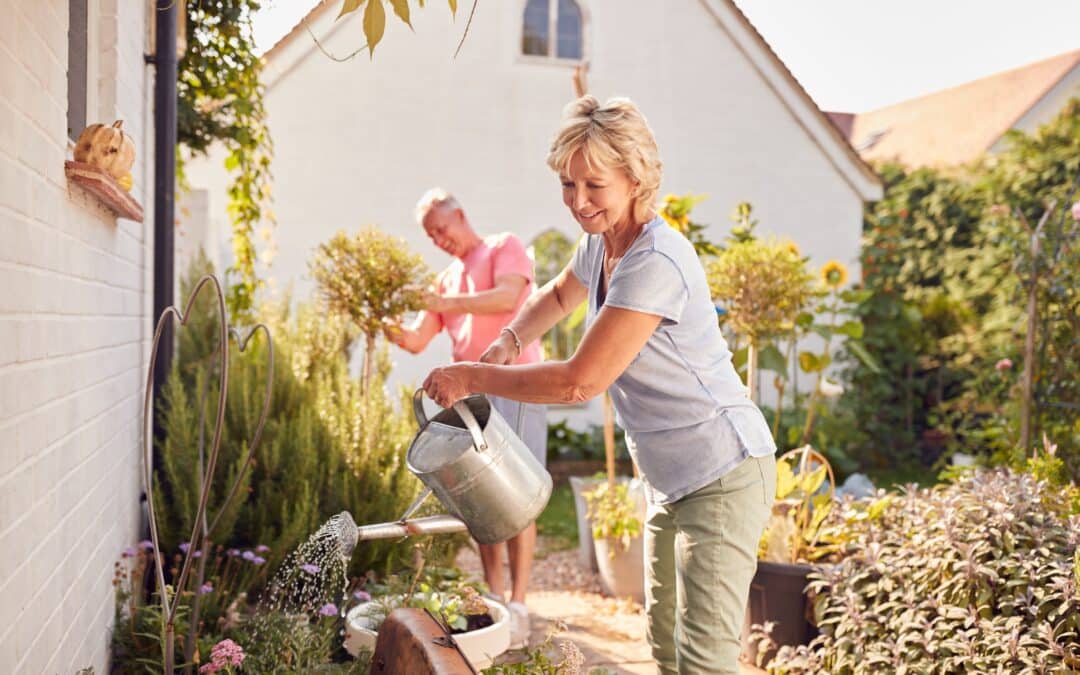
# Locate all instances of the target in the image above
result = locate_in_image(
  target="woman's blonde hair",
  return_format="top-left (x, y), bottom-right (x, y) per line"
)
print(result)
top-left (546, 95), bottom-right (663, 224)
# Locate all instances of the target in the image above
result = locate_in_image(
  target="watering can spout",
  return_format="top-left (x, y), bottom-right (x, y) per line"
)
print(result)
top-left (353, 515), bottom-right (469, 541)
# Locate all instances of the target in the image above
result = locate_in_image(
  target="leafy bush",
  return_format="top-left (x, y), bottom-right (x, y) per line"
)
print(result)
top-left (844, 98), bottom-right (1080, 479)
top-left (154, 256), bottom-right (459, 587)
top-left (583, 482), bottom-right (641, 553)
top-left (546, 420), bottom-right (628, 462)
top-left (757, 468), bottom-right (1080, 673)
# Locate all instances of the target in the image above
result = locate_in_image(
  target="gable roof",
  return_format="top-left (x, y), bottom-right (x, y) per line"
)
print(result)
top-left (847, 49), bottom-right (1080, 168)
top-left (263, 0), bottom-right (882, 200)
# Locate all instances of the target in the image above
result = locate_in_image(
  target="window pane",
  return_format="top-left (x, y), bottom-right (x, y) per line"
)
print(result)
top-left (556, 0), bottom-right (582, 60)
top-left (67, 0), bottom-right (88, 140)
top-left (522, 0), bottom-right (549, 56)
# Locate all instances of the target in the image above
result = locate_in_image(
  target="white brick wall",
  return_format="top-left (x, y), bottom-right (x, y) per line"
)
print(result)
top-left (0, 0), bottom-right (152, 672)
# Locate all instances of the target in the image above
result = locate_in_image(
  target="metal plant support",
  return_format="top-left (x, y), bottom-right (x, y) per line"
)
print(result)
top-left (140, 275), bottom-right (274, 673)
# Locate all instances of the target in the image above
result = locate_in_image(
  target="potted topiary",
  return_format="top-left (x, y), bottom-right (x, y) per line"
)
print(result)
top-left (583, 479), bottom-right (645, 604)
top-left (741, 445), bottom-right (838, 665)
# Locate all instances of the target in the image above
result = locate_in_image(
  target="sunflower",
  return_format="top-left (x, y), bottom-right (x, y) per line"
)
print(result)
top-left (821, 260), bottom-right (848, 289)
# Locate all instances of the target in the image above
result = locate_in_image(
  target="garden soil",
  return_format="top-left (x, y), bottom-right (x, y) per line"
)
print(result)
top-left (455, 538), bottom-right (766, 673)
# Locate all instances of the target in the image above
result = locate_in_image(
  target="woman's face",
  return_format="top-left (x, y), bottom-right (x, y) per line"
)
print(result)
top-left (560, 150), bottom-right (637, 235)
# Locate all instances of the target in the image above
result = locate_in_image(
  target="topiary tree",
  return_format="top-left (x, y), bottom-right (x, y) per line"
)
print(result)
top-left (308, 227), bottom-right (431, 394)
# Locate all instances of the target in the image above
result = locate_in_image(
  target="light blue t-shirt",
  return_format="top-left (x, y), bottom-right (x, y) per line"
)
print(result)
top-left (571, 216), bottom-right (777, 504)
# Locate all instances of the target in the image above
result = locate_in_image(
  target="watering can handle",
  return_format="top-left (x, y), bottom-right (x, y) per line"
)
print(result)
top-left (412, 389), bottom-right (489, 453)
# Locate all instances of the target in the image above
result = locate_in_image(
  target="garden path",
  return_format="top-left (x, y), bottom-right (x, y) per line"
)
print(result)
top-left (455, 538), bottom-right (766, 674)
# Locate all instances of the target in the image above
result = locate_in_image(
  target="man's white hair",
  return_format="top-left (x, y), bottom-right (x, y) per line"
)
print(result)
top-left (415, 187), bottom-right (462, 224)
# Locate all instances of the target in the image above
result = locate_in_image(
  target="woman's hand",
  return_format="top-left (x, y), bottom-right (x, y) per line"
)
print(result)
top-left (479, 331), bottom-right (519, 365)
top-left (422, 364), bottom-right (474, 408)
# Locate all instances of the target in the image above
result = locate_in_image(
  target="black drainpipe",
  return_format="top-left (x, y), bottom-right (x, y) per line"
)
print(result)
top-left (149, 0), bottom-right (178, 443)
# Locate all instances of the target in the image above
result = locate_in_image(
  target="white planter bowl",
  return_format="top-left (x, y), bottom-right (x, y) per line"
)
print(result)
top-left (344, 596), bottom-right (510, 669)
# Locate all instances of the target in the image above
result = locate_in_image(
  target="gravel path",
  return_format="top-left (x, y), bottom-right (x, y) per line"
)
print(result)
top-left (455, 538), bottom-right (766, 674)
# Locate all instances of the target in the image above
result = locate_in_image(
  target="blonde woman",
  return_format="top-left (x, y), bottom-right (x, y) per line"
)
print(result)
top-left (423, 96), bottom-right (777, 674)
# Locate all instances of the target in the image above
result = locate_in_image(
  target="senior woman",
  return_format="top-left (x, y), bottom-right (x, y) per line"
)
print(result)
top-left (423, 95), bottom-right (777, 674)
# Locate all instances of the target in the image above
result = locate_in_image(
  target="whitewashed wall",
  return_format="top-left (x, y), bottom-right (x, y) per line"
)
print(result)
top-left (0, 0), bottom-right (152, 672)
top-left (182, 0), bottom-right (876, 426)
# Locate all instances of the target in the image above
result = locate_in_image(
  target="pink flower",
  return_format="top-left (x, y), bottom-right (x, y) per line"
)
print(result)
top-left (199, 583), bottom-right (214, 595)
top-left (1071, 201), bottom-right (1080, 222)
top-left (995, 358), bottom-right (1013, 372)
top-left (353, 590), bottom-right (371, 602)
top-left (122, 547), bottom-right (136, 558)
top-left (200, 638), bottom-right (245, 673)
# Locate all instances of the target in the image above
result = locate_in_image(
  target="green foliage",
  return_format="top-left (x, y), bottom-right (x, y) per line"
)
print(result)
top-left (546, 420), bottom-right (628, 462)
top-left (155, 255), bottom-right (458, 589)
top-left (844, 98), bottom-right (1080, 478)
top-left (759, 447), bottom-right (841, 564)
top-left (706, 212), bottom-right (816, 342)
top-left (178, 0), bottom-right (273, 318)
top-left (536, 484), bottom-right (578, 550)
top-left (531, 229), bottom-right (585, 361)
top-left (758, 468), bottom-right (1080, 673)
top-left (309, 227), bottom-right (431, 391)
top-left (583, 482), bottom-right (641, 553)
top-left (481, 629), bottom-right (589, 674)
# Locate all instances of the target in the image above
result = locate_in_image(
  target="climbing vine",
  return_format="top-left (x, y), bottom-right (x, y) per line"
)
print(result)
top-left (177, 0), bottom-right (273, 319)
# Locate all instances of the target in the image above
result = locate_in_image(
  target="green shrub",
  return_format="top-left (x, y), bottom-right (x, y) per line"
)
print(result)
top-left (154, 256), bottom-right (460, 589)
top-left (757, 468), bottom-right (1080, 673)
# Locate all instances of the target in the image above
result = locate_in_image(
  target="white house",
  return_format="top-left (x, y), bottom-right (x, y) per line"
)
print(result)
top-left (182, 0), bottom-right (882, 419)
top-left (0, 1), bottom-right (155, 672)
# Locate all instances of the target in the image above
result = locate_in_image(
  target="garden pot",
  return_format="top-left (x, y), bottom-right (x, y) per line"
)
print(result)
top-left (593, 532), bottom-right (645, 605)
top-left (740, 560), bottom-right (819, 666)
top-left (344, 596), bottom-right (510, 669)
top-left (590, 479), bottom-right (647, 604)
top-left (569, 475), bottom-right (641, 573)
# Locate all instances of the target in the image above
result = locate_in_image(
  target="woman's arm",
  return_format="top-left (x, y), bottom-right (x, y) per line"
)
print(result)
top-left (479, 264), bottom-right (588, 365)
top-left (423, 303), bottom-right (662, 407)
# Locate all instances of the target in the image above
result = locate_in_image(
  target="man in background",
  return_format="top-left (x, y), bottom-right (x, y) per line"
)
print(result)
top-left (386, 188), bottom-right (546, 649)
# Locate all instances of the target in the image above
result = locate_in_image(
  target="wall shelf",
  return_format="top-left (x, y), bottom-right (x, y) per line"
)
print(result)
top-left (64, 161), bottom-right (144, 222)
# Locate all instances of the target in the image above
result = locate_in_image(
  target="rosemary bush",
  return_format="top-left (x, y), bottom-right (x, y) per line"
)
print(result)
top-left (756, 467), bottom-right (1080, 673)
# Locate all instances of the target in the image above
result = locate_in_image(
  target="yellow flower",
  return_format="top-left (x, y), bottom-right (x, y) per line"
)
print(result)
top-left (821, 260), bottom-right (848, 289)
top-left (785, 241), bottom-right (800, 258)
top-left (662, 193), bottom-right (678, 204)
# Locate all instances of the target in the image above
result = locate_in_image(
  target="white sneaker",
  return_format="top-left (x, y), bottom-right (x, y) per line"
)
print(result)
top-left (507, 601), bottom-right (530, 650)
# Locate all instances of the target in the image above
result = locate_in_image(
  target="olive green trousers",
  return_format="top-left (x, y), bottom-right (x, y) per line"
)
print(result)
top-left (644, 455), bottom-right (776, 674)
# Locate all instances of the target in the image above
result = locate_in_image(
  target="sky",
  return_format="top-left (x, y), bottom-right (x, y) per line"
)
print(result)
top-left (251, 0), bottom-right (1080, 113)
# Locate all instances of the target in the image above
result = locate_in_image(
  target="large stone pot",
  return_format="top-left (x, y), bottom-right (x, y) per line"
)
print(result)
top-left (740, 560), bottom-right (820, 665)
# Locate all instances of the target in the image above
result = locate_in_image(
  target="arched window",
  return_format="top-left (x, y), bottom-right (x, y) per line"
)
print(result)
top-left (522, 0), bottom-right (583, 60)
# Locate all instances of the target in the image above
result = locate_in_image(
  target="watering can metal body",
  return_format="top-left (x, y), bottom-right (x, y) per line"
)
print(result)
top-left (404, 391), bottom-right (553, 545)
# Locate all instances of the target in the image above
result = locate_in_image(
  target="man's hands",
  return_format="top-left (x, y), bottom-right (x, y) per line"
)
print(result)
top-left (421, 288), bottom-right (455, 314)
top-left (422, 364), bottom-right (473, 408)
top-left (479, 330), bottom-right (519, 366)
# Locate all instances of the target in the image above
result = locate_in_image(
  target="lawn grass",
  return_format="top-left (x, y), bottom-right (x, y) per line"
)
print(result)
top-left (536, 484), bottom-right (578, 552)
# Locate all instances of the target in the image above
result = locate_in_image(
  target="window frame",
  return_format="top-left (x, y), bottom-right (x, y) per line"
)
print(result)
top-left (67, 0), bottom-right (100, 145)
top-left (517, 0), bottom-right (586, 66)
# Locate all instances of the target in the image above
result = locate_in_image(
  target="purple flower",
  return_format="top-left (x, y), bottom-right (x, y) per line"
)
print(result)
top-left (122, 546), bottom-right (136, 558)
top-left (255, 544), bottom-right (270, 553)
top-left (252, 556), bottom-right (266, 565)
top-left (318, 603), bottom-right (338, 617)
top-left (138, 540), bottom-right (155, 551)
top-left (192, 550), bottom-right (202, 558)
top-left (353, 590), bottom-right (372, 602)
top-left (227, 548), bottom-right (240, 557)
top-left (199, 583), bottom-right (214, 595)
top-left (179, 542), bottom-right (191, 554)
top-left (241, 550), bottom-right (255, 561)
top-left (300, 564), bottom-right (320, 575)
top-left (200, 638), bottom-right (245, 672)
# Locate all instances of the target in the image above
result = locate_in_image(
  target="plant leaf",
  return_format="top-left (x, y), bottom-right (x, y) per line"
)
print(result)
top-left (799, 351), bottom-right (820, 373)
top-left (566, 300), bottom-right (587, 330)
top-left (758, 342), bottom-right (788, 375)
top-left (448, 0), bottom-right (457, 17)
top-left (338, 0), bottom-right (367, 19)
top-left (363, 0), bottom-right (386, 56)
top-left (389, 0), bottom-right (412, 28)
top-left (836, 320), bottom-right (864, 339)
top-left (846, 340), bottom-right (883, 374)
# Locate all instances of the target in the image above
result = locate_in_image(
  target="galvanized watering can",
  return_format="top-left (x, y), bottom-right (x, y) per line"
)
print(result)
top-left (352, 392), bottom-right (552, 545)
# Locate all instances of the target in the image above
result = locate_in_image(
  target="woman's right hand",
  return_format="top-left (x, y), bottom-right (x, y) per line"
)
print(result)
top-left (479, 331), bottom-right (518, 365)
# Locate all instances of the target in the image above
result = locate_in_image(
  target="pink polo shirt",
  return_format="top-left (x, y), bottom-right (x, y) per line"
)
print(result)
top-left (432, 233), bottom-right (542, 364)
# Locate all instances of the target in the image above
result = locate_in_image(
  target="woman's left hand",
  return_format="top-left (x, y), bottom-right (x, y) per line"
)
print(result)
top-left (423, 364), bottom-right (473, 408)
